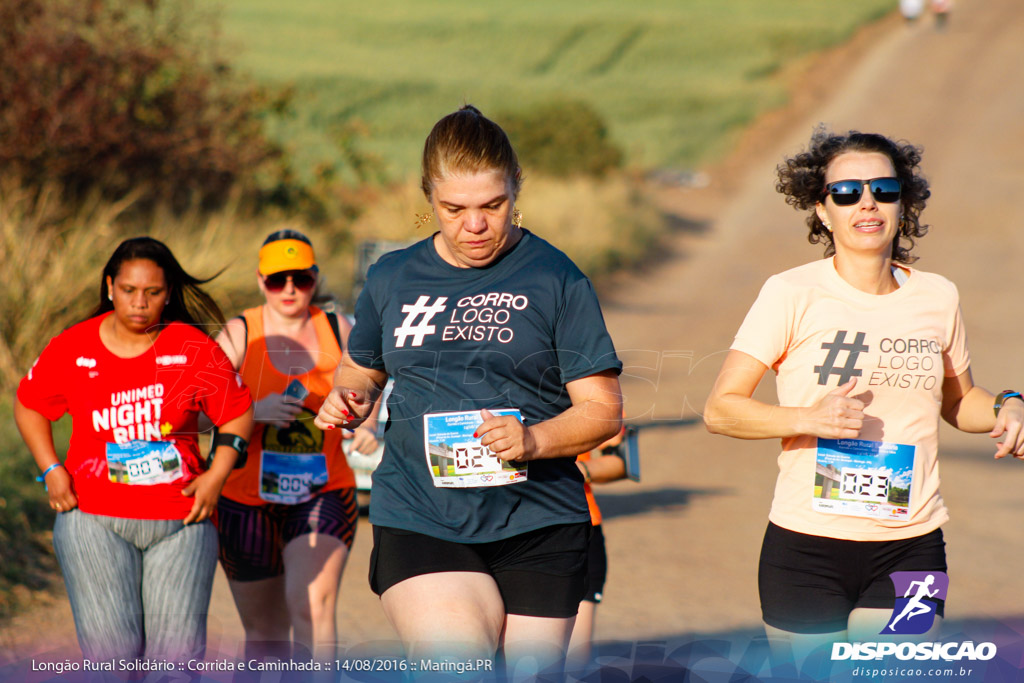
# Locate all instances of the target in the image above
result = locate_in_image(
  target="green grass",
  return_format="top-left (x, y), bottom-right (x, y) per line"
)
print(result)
top-left (216, 0), bottom-right (894, 180)
top-left (814, 485), bottom-right (841, 501)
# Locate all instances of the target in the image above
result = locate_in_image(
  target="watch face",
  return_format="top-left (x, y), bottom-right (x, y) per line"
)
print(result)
top-left (995, 391), bottom-right (1022, 415)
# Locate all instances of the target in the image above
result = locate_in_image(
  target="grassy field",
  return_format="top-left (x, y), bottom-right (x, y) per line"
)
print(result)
top-left (216, 0), bottom-right (895, 181)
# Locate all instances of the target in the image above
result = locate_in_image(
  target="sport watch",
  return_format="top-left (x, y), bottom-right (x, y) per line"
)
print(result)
top-left (993, 390), bottom-right (1023, 417)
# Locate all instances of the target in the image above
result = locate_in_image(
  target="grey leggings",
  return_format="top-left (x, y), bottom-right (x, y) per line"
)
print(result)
top-left (53, 509), bottom-right (218, 662)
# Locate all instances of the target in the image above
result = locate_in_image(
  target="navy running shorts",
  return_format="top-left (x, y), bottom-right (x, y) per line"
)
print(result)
top-left (369, 522), bottom-right (590, 618)
top-left (583, 524), bottom-right (607, 603)
top-left (759, 521), bottom-right (946, 634)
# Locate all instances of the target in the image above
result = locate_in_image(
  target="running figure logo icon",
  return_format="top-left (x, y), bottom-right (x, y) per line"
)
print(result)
top-left (814, 330), bottom-right (868, 385)
top-left (394, 296), bottom-right (448, 347)
top-left (883, 571), bottom-right (949, 635)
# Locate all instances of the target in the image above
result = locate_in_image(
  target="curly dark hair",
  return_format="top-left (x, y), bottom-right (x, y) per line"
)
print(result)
top-left (776, 126), bottom-right (931, 263)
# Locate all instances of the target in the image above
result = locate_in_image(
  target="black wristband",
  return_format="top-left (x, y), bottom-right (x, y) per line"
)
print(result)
top-left (600, 444), bottom-right (623, 458)
top-left (993, 390), bottom-right (1023, 417)
top-left (210, 432), bottom-right (248, 469)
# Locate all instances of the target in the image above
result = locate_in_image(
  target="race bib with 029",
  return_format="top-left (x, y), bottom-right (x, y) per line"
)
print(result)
top-left (423, 410), bottom-right (528, 488)
top-left (106, 440), bottom-right (183, 485)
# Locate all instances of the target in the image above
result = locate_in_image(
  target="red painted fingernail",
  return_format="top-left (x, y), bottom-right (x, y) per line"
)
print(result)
top-left (350, 392), bottom-right (358, 399)
top-left (473, 432), bottom-right (479, 438)
top-left (325, 425), bottom-right (335, 430)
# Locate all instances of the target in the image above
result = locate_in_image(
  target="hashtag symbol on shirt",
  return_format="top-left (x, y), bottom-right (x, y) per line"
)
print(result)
top-left (394, 296), bottom-right (448, 348)
top-left (814, 330), bottom-right (868, 385)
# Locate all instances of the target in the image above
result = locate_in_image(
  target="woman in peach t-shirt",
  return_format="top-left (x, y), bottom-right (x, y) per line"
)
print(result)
top-left (704, 128), bottom-right (1024, 663)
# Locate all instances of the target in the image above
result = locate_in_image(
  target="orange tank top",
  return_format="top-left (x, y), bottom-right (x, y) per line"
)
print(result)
top-left (220, 305), bottom-right (355, 505)
top-left (577, 450), bottom-right (602, 526)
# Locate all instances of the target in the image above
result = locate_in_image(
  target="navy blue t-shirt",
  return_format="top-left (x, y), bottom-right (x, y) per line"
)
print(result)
top-left (349, 230), bottom-right (622, 542)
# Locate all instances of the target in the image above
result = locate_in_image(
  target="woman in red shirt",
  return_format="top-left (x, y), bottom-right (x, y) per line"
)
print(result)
top-left (14, 237), bottom-right (253, 664)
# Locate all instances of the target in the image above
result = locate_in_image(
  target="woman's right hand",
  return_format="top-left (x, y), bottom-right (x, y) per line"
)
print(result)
top-left (46, 466), bottom-right (79, 513)
top-left (254, 392), bottom-right (304, 428)
top-left (796, 379), bottom-right (865, 439)
top-left (315, 388), bottom-right (373, 431)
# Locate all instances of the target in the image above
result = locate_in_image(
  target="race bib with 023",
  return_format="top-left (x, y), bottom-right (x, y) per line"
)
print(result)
top-left (813, 437), bottom-right (917, 520)
top-left (423, 410), bottom-right (528, 488)
top-left (106, 440), bottom-right (183, 485)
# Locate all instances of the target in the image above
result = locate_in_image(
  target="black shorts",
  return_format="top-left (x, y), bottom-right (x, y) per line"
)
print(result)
top-left (369, 523), bottom-right (590, 618)
top-left (759, 522), bottom-right (947, 634)
top-left (583, 524), bottom-right (607, 603)
top-left (217, 488), bottom-right (359, 582)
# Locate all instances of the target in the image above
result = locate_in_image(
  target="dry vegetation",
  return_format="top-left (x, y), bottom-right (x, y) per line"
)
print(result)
top-left (348, 172), bottom-right (662, 279)
top-left (0, 182), bottom-right (368, 388)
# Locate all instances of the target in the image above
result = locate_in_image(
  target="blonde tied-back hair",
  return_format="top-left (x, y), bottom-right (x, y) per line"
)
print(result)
top-left (421, 105), bottom-right (522, 201)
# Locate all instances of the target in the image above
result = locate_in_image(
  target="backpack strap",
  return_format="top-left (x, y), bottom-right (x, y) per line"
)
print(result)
top-left (235, 315), bottom-right (248, 349)
top-left (327, 311), bottom-right (343, 348)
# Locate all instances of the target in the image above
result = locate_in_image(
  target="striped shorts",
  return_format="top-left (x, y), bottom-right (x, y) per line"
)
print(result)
top-left (216, 487), bottom-right (358, 582)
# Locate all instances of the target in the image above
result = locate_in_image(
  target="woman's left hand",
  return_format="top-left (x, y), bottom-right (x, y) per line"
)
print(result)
top-left (345, 424), bottom-right (379, 455)
top-left (476, 409), bottom-right (538, 462)
top-left (992, 397), bottom-right (1024, 459)
top-left (181, 470), bottom-right (228, 524)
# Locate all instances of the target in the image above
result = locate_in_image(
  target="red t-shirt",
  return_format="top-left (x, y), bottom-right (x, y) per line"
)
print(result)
top-left (17, 313), bottom-right (252, 519)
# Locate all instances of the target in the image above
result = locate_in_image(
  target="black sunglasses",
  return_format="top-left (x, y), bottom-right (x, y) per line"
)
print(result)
top-left (824, 177), bottom-right (902, 206)
top-left (264, 270), bottom-right (316, 293)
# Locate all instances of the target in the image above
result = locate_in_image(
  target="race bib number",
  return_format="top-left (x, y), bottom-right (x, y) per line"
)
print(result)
top-left (423, 410), bottom-right (528, 488)
top-left (813, 438), bottom-right (917, 520)
top-left (259, 451), bottom-right (328, 504)
top-left (106, 440), bottom-right (183, 485)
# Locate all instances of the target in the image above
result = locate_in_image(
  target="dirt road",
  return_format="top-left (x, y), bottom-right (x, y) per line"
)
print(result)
top-left (4, 0), bottom-right (1024, 679)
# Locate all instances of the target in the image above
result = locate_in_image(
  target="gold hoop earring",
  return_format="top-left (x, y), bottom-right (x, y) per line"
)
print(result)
top-left (512, 207), bottom-right (523, 229)
top-left (413, 212), bottom-right (433, 229)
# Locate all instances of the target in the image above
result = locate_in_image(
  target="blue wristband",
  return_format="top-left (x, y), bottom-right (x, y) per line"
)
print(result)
top-left (36, 462), bottom-right (63, 489)
top-left (994, 390), bottom-right (1023, 417)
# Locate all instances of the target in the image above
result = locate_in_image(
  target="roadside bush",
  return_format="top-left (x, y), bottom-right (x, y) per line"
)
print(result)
top-left (0, 0), bottom-right (285, 211)
top-left (498, 100), bottom-right (623, 179)
top-left (0, 395), bottom-right (61, 621)
top-left (348, 171), bottom-right (661, 281)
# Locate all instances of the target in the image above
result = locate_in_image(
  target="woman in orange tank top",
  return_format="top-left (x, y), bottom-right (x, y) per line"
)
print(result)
top-left (214, 230), bottom-right (379, 664)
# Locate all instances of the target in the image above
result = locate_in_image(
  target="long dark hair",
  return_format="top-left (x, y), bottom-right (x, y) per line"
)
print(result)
top-left (776, 126), bottom-right (931, 263)
top-left (90, 237), bottom-right (226, 336)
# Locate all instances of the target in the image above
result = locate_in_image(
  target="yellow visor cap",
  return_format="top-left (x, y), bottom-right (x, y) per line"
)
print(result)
top-left (258, 239), bottom-right (316, 275)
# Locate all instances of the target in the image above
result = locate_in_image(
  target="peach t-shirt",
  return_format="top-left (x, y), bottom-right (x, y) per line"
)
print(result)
top-left (731, 257), bottom-right (970, 541)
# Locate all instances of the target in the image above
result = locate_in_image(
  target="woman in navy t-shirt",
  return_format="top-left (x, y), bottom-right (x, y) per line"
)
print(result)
top-left (316, 105), bottom-right (623, 676)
